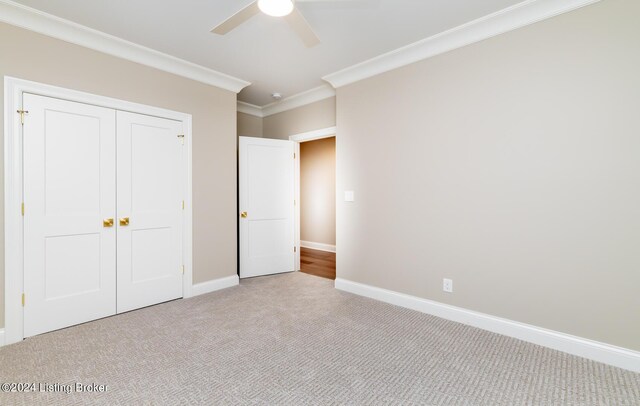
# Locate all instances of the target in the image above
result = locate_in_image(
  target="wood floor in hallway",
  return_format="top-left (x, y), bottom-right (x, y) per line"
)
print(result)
top-left (300, 247), bottom-right (336, 280)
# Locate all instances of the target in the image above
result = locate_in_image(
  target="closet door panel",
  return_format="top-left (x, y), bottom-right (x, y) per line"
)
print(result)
top-left (116, 111), bottom-right (184, 313)
top-left (23, 93), bottom-right (117, 337)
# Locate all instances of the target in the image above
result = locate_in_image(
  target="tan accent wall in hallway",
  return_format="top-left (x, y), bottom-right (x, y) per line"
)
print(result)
top-left (263, 97), bottom-right (335, 139)
top-left (0, 22), bottom-right (238, 328)
top-left (336, 0), bottom-right (640, 351)
top-left (238, 112), bottom-right (263, 138)
top-left (301, 137), bottom-right (336, 246)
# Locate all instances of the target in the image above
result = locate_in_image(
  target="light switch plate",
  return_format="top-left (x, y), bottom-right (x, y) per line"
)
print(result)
top-left (344, 191), bottom-right (355, 202)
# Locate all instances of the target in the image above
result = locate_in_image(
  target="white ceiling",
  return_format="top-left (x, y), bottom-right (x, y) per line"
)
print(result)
top-left (12, 0), bottom-right (524, 106)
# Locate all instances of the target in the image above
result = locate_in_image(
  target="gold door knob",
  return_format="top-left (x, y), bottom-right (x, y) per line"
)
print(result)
top-left (103, 218), bottom-right (114, 227)
top-left (119, 217), bottom-right (130, 226)
top-left (240, 212), bottom-right (248, 218)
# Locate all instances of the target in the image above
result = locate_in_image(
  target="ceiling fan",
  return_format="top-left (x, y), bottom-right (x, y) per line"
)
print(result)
top-left (211, 0), bottom-right (368, 48)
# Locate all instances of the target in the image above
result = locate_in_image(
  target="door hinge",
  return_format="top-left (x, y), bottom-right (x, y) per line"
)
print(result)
top-left (180, 265), bottom-right (185, 275)
top-left (293, 152), bottom-right (296, 159)
top-left (21, 202), bottom-right (25, 216)
top-left (294, 199), bottom-right (296, 206)
top-left (17, 110), bottom-right (29, 125)
top-left (294, 246), bottom-right (297, 253)
top-left (182, 200), bottom-right (185, 210)
top-left (21, 293), bottom-right (25, 307)
top-left (177, 134), bottom-right (185, 145)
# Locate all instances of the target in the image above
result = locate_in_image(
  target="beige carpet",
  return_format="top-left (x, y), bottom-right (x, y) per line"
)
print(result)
top-left (1, 272), bottom-right (638, 405)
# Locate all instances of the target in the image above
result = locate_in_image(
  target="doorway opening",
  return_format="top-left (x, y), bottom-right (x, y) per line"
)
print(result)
top-left (291, 127), bottom-right (336, 280)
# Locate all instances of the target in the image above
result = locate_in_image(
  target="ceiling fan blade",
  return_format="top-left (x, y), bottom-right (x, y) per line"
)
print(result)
top-left (284, 8), bottom-right (321, 48)
top-left (211, 1), bottom-right (260, 35)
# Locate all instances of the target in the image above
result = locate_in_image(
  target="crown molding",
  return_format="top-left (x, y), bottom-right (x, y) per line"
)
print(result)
top-left (262, 85), bottom-right (335, 117)
top-left (0, 0), bottom-right (250, 93)
top-left (237, 84), bottom-right (335, 118)
top-left (323, 0), bottom-right (601, 88)
top-left (237, 101), bottom-right (264, 118)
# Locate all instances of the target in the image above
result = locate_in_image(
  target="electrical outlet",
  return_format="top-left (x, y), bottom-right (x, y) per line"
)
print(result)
top-left (443, 278), bottom-right (453, 293)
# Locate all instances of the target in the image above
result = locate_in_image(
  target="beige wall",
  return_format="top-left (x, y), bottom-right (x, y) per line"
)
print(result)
top-left (263, 97), bottom-right (336, 139)
top-left (238, 112), bottom-right (263, 138)
top-left (0, 22), bottom-right (239, 328)
top-left (336, 0), bottom-right (640, 351)
top-left (301, 137), bottom-right (336, 246)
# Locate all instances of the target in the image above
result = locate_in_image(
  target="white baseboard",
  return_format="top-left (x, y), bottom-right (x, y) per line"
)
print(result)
top-left (191, 275), bottom-right (239, 297)
top-left (300, 240), bottom-right (336, 253)
top-left (0, 329), bottom-right (5, 347)
top-left (335, 278), bottom-right (640, 373)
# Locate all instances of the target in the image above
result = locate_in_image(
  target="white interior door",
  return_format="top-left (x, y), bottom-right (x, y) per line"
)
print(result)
top-left (23, 94), bottom-right (117, 337)
top-left (239, 136), bottom-right (295, 278)
top-left (116, 111), bottom-right (184, 313)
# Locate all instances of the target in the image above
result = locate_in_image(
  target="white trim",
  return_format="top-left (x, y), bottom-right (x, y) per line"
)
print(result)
top-left (294, 142), bottom-right (301, 271)
top-left (335, 278), bottom-right (640, 373)
top-left (262, 85), bottom-right (335, 117)
top-left (191, 275), bottom-right (239, 297)
top-left (322, 0), bottom-right (601, 88)
top-left (4, 77), bottom-right (25, 346)
top-left (237, 102), bottom-right (264, 118)
top-left (289, 126), bottom-right (338, 270)
top-left (182, 117), bottom-right (194, 299)
top-left (289, 126), bottom-right (337, 143)
top-left (0, 329), bottom-right (5, 347)
top-left (4, 77), bottom-right (194, 345)
top-left (237, 85), bottom-right (336, 118)
top-left (300, 241), bottom-right (336, 253)
top-left (0, 0), bottom-right (250, 93)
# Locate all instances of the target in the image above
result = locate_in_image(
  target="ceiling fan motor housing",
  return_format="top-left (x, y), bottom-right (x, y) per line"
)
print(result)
top-left (258, 0), bottom-right (295, 17)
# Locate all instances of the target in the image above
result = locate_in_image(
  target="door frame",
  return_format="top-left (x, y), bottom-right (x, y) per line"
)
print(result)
top-left (3, 77), bottom-right (194, 345)
top-left (288, 126), bottom-right (337, 271)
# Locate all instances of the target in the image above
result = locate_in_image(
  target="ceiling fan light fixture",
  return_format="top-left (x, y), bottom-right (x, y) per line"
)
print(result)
top-left (258, 0), bottom-right (294, 17)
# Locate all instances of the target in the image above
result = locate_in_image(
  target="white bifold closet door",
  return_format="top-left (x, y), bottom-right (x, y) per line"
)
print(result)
top-left (23, 94), bottom-right (117, 337)
top-left (23, 94), bottom-right (184, 337)
top-left (116, 111), bottom-right (184, 313)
